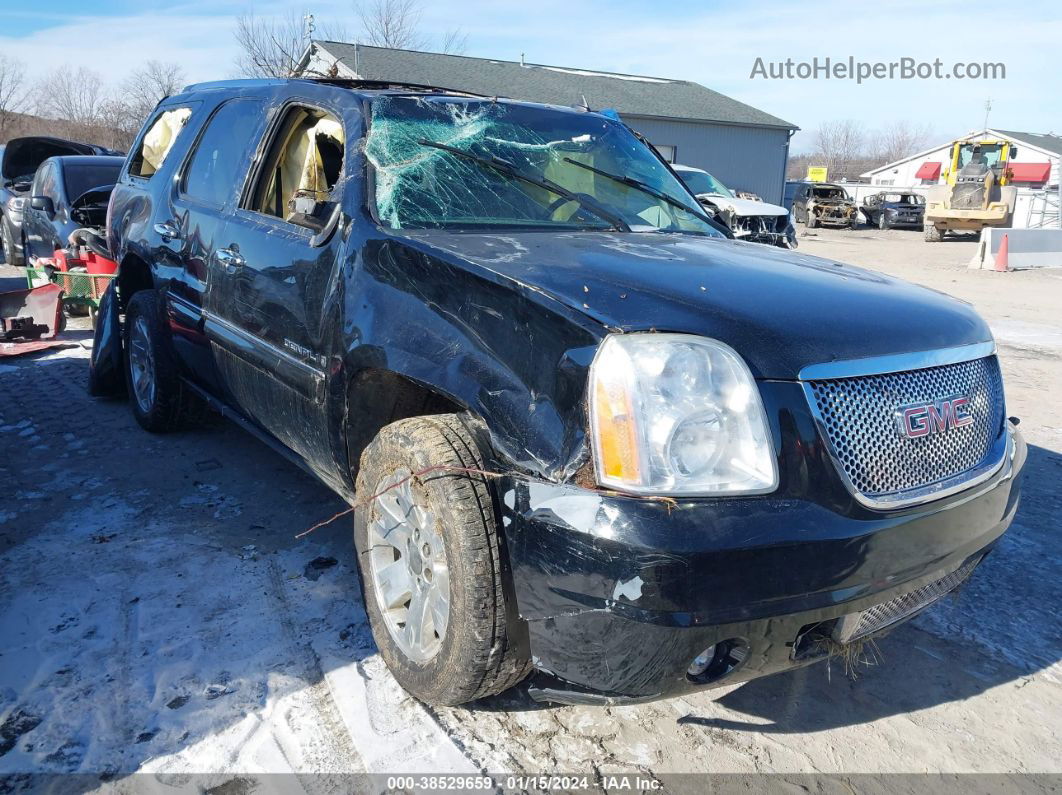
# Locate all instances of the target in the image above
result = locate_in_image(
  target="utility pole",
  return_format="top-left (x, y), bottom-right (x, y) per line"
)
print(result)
top-left (982, 98), bottom-right (992, 132)
top-left (303, 13), bottom-right (315, 43)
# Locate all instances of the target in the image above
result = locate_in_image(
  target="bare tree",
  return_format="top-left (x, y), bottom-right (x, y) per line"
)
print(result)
top-left (812, 119), bottom-right (867, 177)
top-left (35, 66), bottom-right (108, 129)
top-left (871, 121), bottom-right (935, 165)
top-left (356, 0), bottom-right (426, 49)
top-left (235, 11), bottom-right (349, 78)
top-left (439, 27), bottom-right (469, 56)
top-left (122, 61), bottom-right (185, 120)
top-left (101, 61), bottom-right (188, 148)
top-left (356, 0), bottom-right (466, 53)
top-left (0, 54), bottom-right (29, 139)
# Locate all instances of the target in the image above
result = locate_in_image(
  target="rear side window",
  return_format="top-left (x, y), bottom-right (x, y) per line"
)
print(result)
top-left (129, 107), bottom-right (193, 178)
top-left (181, 99), bottom-right (264, 207)
top-left (246, 105), bottom-right (345, 231)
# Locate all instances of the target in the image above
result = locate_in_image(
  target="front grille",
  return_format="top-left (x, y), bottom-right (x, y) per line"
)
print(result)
top-left (833, 557), bottom-right (980, 643)
top-left (809, 356), bottom-right (1005, 504)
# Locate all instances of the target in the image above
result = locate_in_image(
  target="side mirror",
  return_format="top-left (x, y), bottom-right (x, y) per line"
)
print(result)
top-left (30, 196), bottom-right (55, 216)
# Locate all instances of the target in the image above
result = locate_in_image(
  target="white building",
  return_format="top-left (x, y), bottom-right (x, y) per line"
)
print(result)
top-left (861, 128), bottom-right (1061, 189)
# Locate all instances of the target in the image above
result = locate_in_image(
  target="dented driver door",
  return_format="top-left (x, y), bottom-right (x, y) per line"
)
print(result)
top-left (204, 92), bottom-right (355, 471)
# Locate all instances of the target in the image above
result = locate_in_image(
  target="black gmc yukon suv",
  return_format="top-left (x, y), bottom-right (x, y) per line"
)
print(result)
top-left (92, 78), bottom-right (1025, 706)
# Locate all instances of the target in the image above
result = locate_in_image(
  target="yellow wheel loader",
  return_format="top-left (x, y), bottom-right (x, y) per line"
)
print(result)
top-left (923, 138), bottom-right (1018, 241)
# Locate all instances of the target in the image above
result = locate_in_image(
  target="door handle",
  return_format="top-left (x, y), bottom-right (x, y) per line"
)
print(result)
top-left (153, 221), bottom-right (180, 242)
top-left (215, 248), bottom-right (246, 272)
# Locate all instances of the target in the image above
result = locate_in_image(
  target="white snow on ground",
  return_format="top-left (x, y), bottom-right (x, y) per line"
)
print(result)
top-left (0, 491), bottom-right (482, 779)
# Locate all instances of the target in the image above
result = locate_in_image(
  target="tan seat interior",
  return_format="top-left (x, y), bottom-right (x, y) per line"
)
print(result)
top-left (137, 108), bottom-right (192, 177)
top-left (251, 108), bottom-right (345, 222)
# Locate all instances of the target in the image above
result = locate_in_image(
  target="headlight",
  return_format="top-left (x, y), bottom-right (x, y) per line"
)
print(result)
top-left (589, 333), bottom-right (777, 496)
top-left (5, 196), bottom-right (25, 212)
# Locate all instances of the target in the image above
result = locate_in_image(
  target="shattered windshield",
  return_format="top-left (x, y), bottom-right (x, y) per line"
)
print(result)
top-left (366, 96), bottom-right (721, 234)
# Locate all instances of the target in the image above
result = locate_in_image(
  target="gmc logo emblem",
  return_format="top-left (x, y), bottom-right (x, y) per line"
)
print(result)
top-left (896, 395), bottom-right (974, 438)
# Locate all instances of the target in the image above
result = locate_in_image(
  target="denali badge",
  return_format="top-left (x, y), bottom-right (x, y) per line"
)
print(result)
top-left (896, 395), bottom-right (973, 438)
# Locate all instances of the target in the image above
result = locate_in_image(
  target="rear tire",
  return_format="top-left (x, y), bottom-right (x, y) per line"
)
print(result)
top-left (354, 413), bottom-right (531, 706)
top-left (123, 290), bottom-right (202, 432)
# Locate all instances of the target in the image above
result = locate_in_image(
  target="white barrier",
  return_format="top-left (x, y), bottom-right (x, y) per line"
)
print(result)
top-left (968, 227), bottom-right (1062, 270)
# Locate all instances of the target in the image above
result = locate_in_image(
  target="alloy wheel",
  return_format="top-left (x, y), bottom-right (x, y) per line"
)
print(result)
top-left (367, 469), bottom-right (450, 662)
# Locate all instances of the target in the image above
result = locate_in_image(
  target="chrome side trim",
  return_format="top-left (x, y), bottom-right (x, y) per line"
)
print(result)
top-left (797, 341), bottom-right (996, 381)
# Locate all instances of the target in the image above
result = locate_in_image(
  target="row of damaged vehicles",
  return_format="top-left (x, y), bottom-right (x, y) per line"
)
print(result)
top-left (673, 167), bottom-right (928, 243)
top-left (791, 181), bottom-right (927, 230)
top-left (0, 137), bottom-right (126, 268)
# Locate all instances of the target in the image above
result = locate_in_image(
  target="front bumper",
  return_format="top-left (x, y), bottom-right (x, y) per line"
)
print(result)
top-left (499, 423), bottom-right (1025, 704)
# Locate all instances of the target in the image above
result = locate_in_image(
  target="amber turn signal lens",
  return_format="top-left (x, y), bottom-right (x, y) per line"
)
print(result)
top-left (593, 375), bottom-right (641, 483)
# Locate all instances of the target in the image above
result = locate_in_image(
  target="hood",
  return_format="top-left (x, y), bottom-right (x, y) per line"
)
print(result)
top-left (697, 194), bottom-right (788, 218)
top-left (398, 230), bottom-right (991, 379)
top-left (1, 137), bottom-right (98, 184)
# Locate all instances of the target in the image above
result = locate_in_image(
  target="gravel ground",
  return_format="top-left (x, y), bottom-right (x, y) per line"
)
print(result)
top-left (0, 228), bottom-right (1059, 788)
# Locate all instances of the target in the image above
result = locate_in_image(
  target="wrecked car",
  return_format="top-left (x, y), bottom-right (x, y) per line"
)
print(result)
top-left (21, 155), bottom-right (124, 265)
top-left (1, 136), bottom-right (118, 266)
top-left (861, 191), bottom-right (926, 230)
top-left (93, 78), bottom-right (1025, 707)
top-left (672, 164), bottom-right (796, 248)
top-left (793, 182), bottom-right (859, 229)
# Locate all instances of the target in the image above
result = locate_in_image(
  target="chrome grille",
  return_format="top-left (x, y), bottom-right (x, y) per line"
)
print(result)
top-left (808, 356), bottom-right (1005, 503)
top-left (833, 557), bottom-right (980, 643)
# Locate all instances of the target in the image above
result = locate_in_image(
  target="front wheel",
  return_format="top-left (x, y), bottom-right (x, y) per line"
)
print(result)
top-left (354, 414), bottom-right (531, 705)
top-left (878, 213), bottom-right (889, 230)
top-left (924, 223), bottom-right (944, 242)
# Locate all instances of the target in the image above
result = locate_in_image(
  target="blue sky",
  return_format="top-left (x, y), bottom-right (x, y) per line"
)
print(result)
top-left (2, 0), bottom-right (1060, 153)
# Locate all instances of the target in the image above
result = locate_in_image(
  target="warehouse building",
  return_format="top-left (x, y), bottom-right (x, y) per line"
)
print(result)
top-left (295, 42), bottom-right (798, 203)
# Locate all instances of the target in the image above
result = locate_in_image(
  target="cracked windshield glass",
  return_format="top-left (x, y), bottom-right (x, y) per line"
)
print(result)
top-left (365, 95), bottom-right (721, 234)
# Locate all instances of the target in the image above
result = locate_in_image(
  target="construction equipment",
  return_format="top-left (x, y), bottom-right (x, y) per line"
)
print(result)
top-left (923, 137), bottom-right (1018, 241)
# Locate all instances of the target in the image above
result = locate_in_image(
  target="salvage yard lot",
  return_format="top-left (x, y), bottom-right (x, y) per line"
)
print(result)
top-left (1, 228), bottom-right (1060, 782)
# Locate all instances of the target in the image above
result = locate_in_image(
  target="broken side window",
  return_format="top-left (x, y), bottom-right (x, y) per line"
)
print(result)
top-left (364, 95), bottom-right (721, 235)
top-left (129, 107), bottom-right (193, 178)
top-left (247, 105), bottom-right (345, 231)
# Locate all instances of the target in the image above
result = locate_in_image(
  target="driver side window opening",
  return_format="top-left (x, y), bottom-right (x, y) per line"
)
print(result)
top-left (248, 105), bottom-right (345, 231)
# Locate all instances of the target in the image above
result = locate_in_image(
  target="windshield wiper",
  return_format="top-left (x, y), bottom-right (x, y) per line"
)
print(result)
top-left (417, 139), bottom-right (630, 232)
top-left (561, 157), bottom-right (719, 228)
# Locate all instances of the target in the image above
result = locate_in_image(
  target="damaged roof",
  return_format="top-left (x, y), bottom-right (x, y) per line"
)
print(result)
top-left (302, 42), bottom-right (797, 131)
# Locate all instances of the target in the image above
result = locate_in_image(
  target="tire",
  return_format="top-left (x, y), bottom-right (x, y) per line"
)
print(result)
top-left (354, 413), bottom-right (531, 705)
top-left (924, 223), bottom-right (943, 242)
top-left (806, 214), bottom-right (818, 229)
top-left (123, 290), bottom-right (202, 432)
top-left (1, 216), bottom-right (24, 267)
top-left (878, 213), bottom-right (889, 230)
